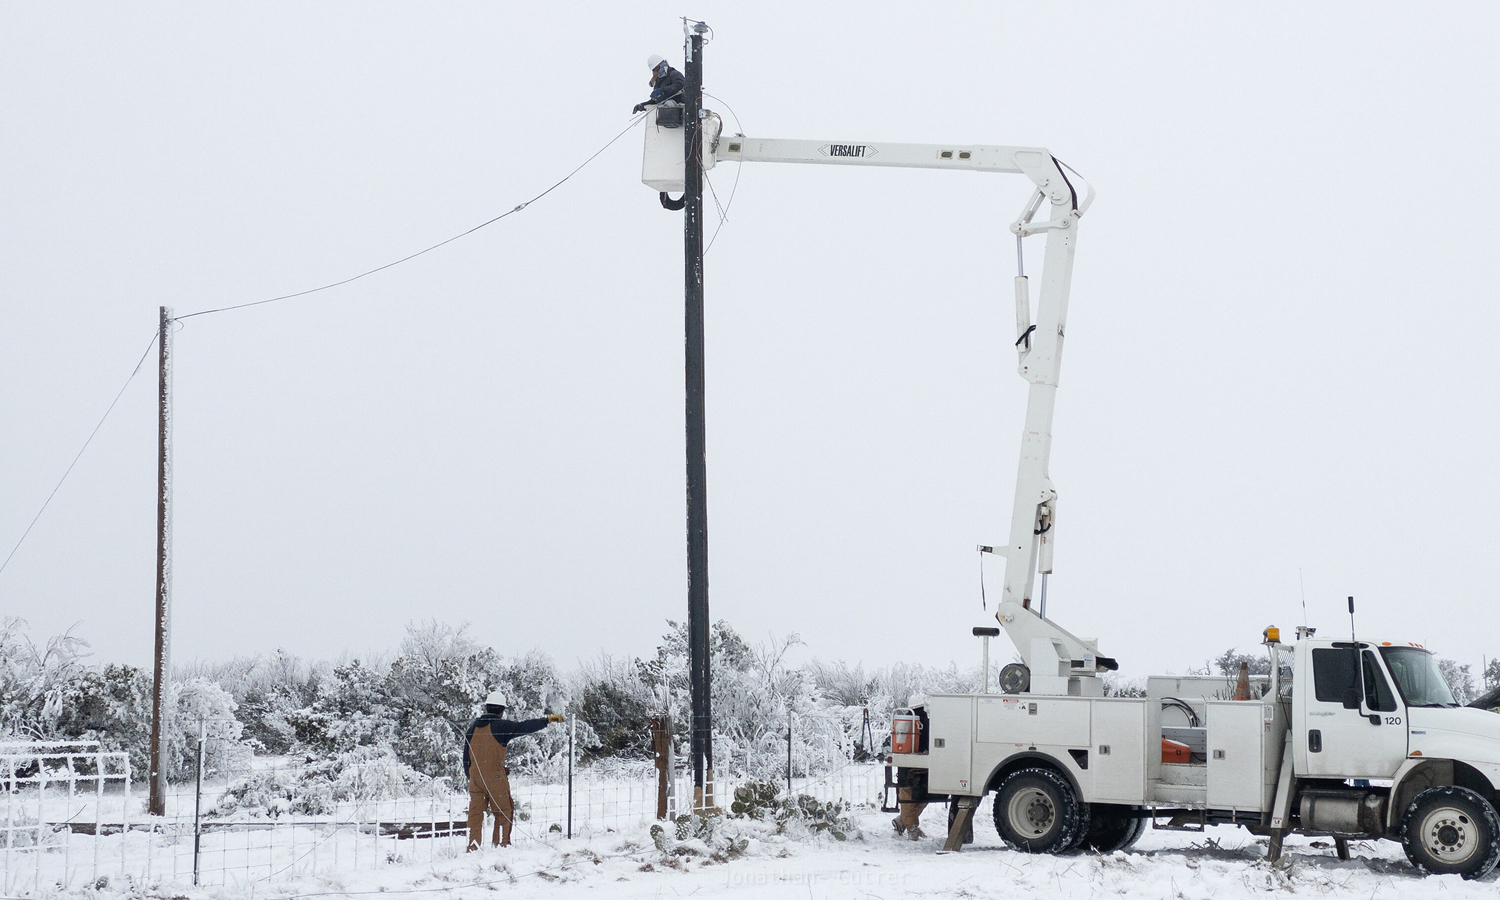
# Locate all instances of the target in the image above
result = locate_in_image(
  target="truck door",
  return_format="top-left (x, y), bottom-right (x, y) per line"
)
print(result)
top-left (1301, 644), bottom-right (1407, 778)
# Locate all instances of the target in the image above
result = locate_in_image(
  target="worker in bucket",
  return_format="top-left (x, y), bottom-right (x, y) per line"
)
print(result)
top-left (632, 54), bottom-right (685, 113)
top-left (892, 693), bottom-right (931, 839)
top-left (464, 689), bottom-right (563, 850)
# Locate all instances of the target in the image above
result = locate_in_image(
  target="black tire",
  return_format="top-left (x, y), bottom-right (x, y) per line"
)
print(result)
top-left (992, 767), bottom-right (1086, 854)
top-left (1068, 803), bottom-right (1094, 851)
top-left (1399, 786), bottom-right (1500, 880)
top-left (1080, 804), bottom-right (1146, 853)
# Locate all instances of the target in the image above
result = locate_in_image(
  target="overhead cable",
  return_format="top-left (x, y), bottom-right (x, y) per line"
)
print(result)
top-left (702, 92), bottom-right (744, 255)
top-left (177, 110), bottom-right (652, 321)
top-left (0, 329), bottom-right (160, 579)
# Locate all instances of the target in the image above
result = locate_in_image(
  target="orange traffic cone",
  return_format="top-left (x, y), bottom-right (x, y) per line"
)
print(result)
top-left (1234, 661), bottom-right (1252, 700)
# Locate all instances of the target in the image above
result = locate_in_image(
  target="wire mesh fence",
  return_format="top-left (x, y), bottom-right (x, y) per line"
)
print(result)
top-left (0, 711), bottom-right (890, 893)
top-left (2, 741), bottom-right (133, 895)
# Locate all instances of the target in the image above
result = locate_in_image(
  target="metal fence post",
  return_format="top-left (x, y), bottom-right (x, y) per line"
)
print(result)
top-left (566, 716), bottom-right (574, 839)
top-left (192, 720), bottom-right (205, 885)
top-left (36, 757), bottom-right (46, 892)
top-left (786, 710), bottom-right (793, 794)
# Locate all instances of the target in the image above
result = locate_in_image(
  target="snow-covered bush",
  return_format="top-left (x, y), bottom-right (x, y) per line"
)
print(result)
top-left (0, 618), bottom-right (91, 739)
top-left (51, 663), bottom-right (152, 772)
top-left (209, 746), bottom-right (439, 819)
top-left (0, 620), bottom-right (250, 782)
top-left (174, 678), bottom-right (252, 779)
top-left (210, 766), bottom-right (334, 819)
top-left (327, 745), bottom-right (446, 800)
top-left (572, 654), bottom-right (656, 761)
top-left (227, 651), bottom-right (329, 754)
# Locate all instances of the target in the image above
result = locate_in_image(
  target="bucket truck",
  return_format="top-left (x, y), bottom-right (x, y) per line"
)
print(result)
top-left (642, 108), bottom-right (1500, 878)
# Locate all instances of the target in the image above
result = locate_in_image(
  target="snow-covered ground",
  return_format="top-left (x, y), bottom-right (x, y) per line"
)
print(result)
top-left (24, 800), bottom-right (1495, 899)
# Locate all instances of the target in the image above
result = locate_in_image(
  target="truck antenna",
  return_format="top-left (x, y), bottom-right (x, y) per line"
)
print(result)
top-left (1347, 595), bottom-right (1357, 644)
top-left (1298, 569), bottom-right (1308, 627)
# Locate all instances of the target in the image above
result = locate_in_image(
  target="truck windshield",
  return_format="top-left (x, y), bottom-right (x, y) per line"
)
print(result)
top-left (1379, 647), bottom-right (1459, 708)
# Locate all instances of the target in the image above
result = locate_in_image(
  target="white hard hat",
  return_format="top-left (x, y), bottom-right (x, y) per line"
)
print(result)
top-left (647, 54), bottom-right (666, 69)
top-left (907, 692), bottom-right (927, 708)
top-left (485, 690), bottom-right (507, 707)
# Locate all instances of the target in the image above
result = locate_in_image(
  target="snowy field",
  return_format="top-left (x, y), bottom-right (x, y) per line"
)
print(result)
top-left (15, 800), bottom-right (1498, 900)
top-left (6, 753), bottom-right (1496, 898)
top-left (238, 807), bottom-right (1496, 900)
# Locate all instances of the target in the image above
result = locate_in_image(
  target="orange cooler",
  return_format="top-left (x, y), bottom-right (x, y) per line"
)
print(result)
top-left (891, 708), bottom-right (922, 754)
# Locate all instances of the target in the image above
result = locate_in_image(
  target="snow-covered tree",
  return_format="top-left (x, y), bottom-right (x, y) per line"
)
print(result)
top-left (1438, 658), bottom-right (1476, 706)
top-left (0, 618), bottom-right (91, 739)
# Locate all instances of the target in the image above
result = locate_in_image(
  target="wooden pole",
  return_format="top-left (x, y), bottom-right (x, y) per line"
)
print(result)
top-left (651, 715), bottom-right (670, 819)
top-left (682, 22), bottom-right (713, 811)
top-left (147, 306), bottom-right (173, 817)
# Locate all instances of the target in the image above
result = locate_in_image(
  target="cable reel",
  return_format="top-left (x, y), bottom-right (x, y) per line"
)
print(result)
top-left (999, 663), bottom-right (1031, 694)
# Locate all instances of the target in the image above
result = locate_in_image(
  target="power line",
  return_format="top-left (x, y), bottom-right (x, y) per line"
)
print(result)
top-left (702, 92), bottom-right (744, 255)
top-left (0, 329), bottom-right (160, 579)
top-left (176, 110), bottom-right (652, 322)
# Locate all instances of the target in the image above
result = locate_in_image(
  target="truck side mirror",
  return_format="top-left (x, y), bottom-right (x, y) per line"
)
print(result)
top-left (1342, 688), bottom-right (1362, 710)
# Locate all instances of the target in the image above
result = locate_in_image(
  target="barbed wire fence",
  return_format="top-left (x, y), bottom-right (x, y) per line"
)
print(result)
top-left (0, 709), bottom-right (892, 893)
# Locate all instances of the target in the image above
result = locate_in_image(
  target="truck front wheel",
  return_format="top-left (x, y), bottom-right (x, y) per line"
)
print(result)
top-left (1399, 786), bottom-right (1500, 880)
top-left (993, 767), bottom-right (1086, 854)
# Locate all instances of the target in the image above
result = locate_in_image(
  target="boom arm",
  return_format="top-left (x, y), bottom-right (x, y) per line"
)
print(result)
top-left (646, 127), bottom-right (1104, 681)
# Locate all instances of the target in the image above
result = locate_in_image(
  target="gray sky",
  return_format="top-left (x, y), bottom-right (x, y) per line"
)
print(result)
top-left (3, 3), bottom-right (1499, 684)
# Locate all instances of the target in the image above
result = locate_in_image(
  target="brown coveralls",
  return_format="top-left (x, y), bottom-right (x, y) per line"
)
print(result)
top-left (464, 714), bottom-right (548, 850)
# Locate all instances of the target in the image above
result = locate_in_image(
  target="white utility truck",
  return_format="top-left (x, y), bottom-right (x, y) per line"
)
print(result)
top-left (643, 108), bottom-right (1500, 878)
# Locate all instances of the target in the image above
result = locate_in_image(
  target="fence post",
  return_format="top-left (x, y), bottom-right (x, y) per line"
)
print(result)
top-left (192, 719), bottom-right (205, 885)
top-left (36, 758), bottom-right (47, 893)
top-left (650, 716), bottom-right (672, 819)
top-left (566, 716), bottom-right (574, 839)
top-left (786, 710), bottom-right (793, 794)
top-left (120, 756), bottom-right (130, 881)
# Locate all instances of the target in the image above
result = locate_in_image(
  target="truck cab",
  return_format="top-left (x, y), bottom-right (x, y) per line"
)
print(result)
top-left (1294, 639), bottom-right (1428, 778)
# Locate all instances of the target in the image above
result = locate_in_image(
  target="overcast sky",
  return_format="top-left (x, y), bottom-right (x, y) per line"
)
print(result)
top-left (3, 3), bottom-right (1499, 685)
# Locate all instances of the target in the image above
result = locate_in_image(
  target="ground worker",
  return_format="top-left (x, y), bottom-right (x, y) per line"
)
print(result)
top-left (632, 54), bottom-right (685, 113)
top-left (892, 693), bottom-right (930, 839)
top-left (463, 689), bottom-right (563, 850)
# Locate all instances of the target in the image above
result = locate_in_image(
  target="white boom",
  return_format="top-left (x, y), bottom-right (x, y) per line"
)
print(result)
top-left (645, 122), bottom-right (1106, 686)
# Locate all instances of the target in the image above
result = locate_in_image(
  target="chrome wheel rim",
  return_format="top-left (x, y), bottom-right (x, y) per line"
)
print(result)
top-left (1007, 787), bottom-right (1056, 838)
top-left (1420, 806), bottom-right (1478, 866)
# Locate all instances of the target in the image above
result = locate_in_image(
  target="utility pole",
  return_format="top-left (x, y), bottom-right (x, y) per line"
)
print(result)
top-left (148, 306), bottom-right (173, 817)
top-left (682, 19), bottom-right (713, 811)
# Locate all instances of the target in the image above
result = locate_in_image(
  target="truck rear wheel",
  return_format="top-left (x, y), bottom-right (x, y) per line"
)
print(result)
top-left (1399, 786), bottom-right (1500, 880)
top-left (1081, 804), bottom-right (1146, 853)
top-left (993, 767), bottom-right (1086, 854)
